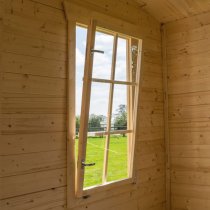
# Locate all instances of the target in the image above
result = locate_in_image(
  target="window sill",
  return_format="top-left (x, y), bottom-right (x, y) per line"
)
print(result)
top-left (79, 177), bottom-right (136, 198)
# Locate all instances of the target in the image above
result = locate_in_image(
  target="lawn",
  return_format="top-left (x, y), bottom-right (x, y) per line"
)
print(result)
top-left (75, 136), bottom-right (128, 188)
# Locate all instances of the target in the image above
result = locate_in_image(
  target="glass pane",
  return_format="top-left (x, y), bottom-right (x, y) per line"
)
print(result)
top-left (84, 82), bottom-right (110, 188)
top-left (84, 136), bottom-right (106, 188)
top-left (76, 26), bottom-right (87, 134)
top-left (107, 135), bottom-right (128, 182)
top-left (112, 85), bottom-right (127, 131)
top-left (75, 26), bottom-right (87, 161)
top-left (92, 31), bottom-right (114, 80)
top-left (115, 38), bottom-right (128, 81)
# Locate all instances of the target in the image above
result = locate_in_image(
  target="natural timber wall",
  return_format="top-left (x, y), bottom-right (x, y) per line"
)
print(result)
top-left (0, 0), bottom-right (67, 209)
top-left (0, 0), bottom-right (165, 210)
top-left (165, 12), bottom-right (210, 210)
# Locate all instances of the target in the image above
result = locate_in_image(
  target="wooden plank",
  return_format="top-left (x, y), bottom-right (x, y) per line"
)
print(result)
top-left (0, 168), bottom-right (66, 199)
top-left (0, 132), bottom-right (66, 155)
top-left (71, 178), bottom-right (165, 210)
top-left (141, 72), bottom-right (163, 90)
top-left (0, 187), bottom-right (66, 210)
top-left (103, 34), bottom-right (118, 183)
top-left (31, 0), bottom-right (64, 10)
top-left (172, 195), bottom-right (210, 210)
top-left (64, 17), bottom-right (76, 207)
top-left (137, 126), bottom-right (164, 142)
top-left (3, 13), bottom-right (67, 44)
top-left (171, 169), bottom-right (210, 186)
top-left (162, 24), bottom-right (171, 210)
top-left (76, 20), bottom-right (96, 197)
top-left (92, 77), bottom-right (136, 86)
top-left (167, 50), bottom-right (210, 71)
top-left (170, 130), bottom-right (210, 145)
top-left (165, 12), bottom-right (210, 35)
top-left (2, 73), bottom-right (66, 97)
top-left (1, 150), bottom-right (66, 177)
top-left (170, 104), bottom-right (210, 121)
top-left (166, 24), bottom-right (210, 45)
top-left (4, 0), bottom-right (66, 24)
top-left (94, 129), bottom-right (132, 136)
top-left (171, 183), bottom-right (210, 200)
top-left (2, 97), bottom-right (66, 114)
top-left (2, 32), bottom-right (66, 61)
top-left (136, 152), bottom-right (165, 170)
top-left (137, 165), bottom-right (167, 184)
top-left (171, 157), bottom-right (210, 171)
top-left (1, 114), bottom-right (66, 134)
top-left (137, 190), bottom-right (166, 210)
top-left (2, 52), bottom-right (66, 78)
top-left (171, 145), bottom-right (210, 158)
top-left (64, 1), bottom-right (161, 41)
top-left (136, 140), bottom-right (164, 156)
top-left (169, 90), bottom-right (210, 107)
top-left (167, 37), bottom-right (210, 57)
top-left (0, 0), bottom-right (3, 202)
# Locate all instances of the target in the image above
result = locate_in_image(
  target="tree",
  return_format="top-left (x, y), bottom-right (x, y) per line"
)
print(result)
top-left (76, 115), bottom-right (80, 135)
top-left (88, 114), bottom-right (105, 132)
top-left (114, 104), bottom-right (127, 133)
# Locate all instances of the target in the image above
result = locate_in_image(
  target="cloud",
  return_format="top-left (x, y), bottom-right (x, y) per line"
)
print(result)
top-left (76, 47), bottom-right (85, 68)
top-left (76, 30), bottom-right (128, 116)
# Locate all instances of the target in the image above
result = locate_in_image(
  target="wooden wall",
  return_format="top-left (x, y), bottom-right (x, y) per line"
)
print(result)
top-left (0, 0), bottom-right (165, 210)
top-left (165, 12), bottom-right (210, 210)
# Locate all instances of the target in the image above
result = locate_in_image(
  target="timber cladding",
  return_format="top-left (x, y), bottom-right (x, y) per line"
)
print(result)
top-left (0, 0), bottom-right (165, 210)
top-left (165, 12), bottom-right (210, 210)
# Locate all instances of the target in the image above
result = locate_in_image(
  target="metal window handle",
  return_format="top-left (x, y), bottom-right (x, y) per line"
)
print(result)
top-left (82, 161), bottom-right (96, 167)
top-left (91, 49), bottom-right (104, 54)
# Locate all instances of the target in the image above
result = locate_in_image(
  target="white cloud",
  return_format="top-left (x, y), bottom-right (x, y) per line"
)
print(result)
top-left (76, 47), bottom-right (85, 68)
top-left (76, 31), bottom-right (128, 116)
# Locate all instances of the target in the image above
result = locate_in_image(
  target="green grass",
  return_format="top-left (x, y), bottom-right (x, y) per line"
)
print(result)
top-left (75, 136), bottom-right (128, 188)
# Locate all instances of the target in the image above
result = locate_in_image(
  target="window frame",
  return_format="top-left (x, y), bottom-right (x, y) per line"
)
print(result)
top-left (76, 20), bottom-right (142, 197)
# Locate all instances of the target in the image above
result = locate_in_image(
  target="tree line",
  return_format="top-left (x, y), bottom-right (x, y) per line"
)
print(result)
top-left (76, 104), bottom-right (127, 132)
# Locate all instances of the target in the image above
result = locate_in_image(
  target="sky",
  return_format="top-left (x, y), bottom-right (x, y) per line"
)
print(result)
top-left (76, 26), bottom-right (127, 117)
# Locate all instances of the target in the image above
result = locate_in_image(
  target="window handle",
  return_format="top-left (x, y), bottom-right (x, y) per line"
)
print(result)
top-left (91, 49), bottom-right (104, 54)
top-left (82, 161), bottom-right (96, 168)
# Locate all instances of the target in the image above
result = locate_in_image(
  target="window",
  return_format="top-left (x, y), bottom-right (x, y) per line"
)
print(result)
top-left (75, 20), bottom-right (142, 197)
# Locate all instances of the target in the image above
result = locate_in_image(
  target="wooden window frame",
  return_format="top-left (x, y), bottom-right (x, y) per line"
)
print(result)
top-left (75, 21), bottom-right (142, 197)
top-left (63, 1), bottom-right (143, 208)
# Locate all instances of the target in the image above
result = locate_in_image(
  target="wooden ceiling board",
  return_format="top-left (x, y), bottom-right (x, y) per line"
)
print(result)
top-left (134, 0), bottom-right (210, 23)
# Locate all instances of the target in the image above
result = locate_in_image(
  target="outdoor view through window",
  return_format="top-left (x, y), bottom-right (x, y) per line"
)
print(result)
top-left (76, 24), bottom-right (139, 190)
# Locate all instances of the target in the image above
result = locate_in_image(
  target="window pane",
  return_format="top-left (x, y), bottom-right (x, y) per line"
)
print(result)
top-left (76, 26), bottom-right (87, 161)
top-left (107, 135), bottom-right (128, 182)
top-left (112, 85), bottom-right (127, 131)
top-left (115, 38), bottom-right (128, 81)
top-left (92, 31), bottom-right (114, 80)
top-left (76, 26), bottom-right (87, 134)
top-left (84, 136), bottom-right (106, 188)
top-left (84, 82), bottom-right (110, 188)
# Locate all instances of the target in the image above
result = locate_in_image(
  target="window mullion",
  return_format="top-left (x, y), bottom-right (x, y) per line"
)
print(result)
top-left (102, 34), bottom-right (118, 183)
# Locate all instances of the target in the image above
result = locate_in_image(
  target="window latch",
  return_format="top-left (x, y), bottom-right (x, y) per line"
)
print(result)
top-left (81, 161), bottom-right (96, 168)
top-left (91, 49), bottom-right (104, 54)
